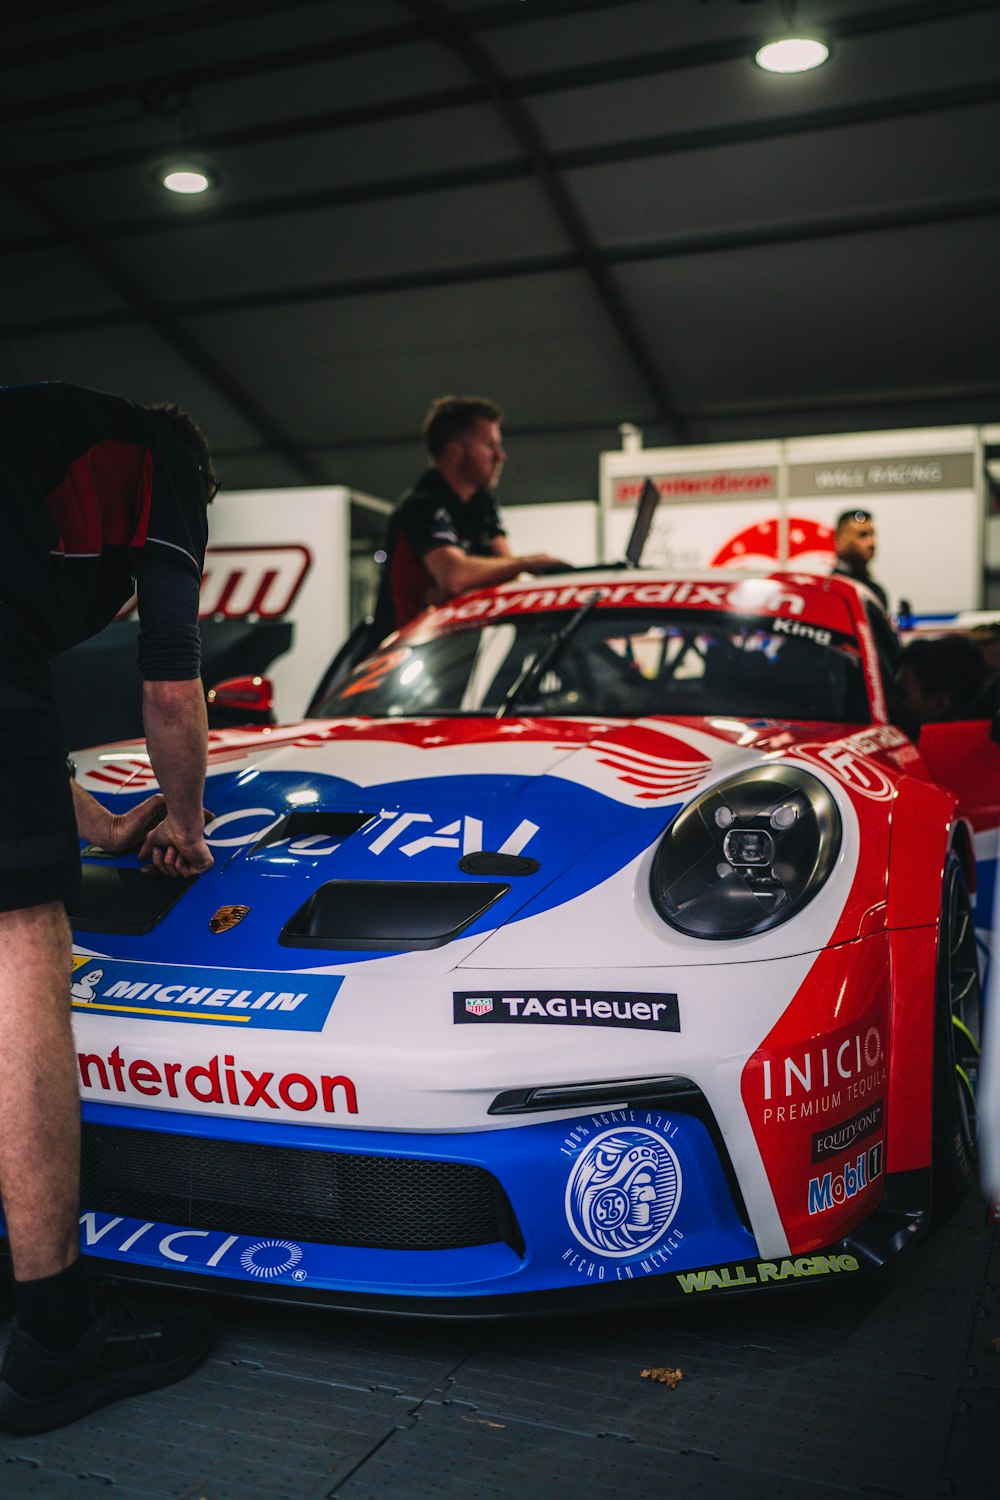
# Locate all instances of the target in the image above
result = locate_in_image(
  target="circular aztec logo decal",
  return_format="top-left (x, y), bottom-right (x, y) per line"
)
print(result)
top-left (565, 1126), bottom-right (682, 1258)
top-left (239, 1238), bottom-right (304, 1279)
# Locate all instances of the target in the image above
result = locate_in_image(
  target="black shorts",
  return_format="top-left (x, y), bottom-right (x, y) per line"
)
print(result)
top-left (0, 605), bottom-right (81, 913)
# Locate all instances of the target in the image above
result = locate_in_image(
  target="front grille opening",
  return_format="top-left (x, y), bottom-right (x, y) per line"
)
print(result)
top-left (80, 1124), bottom-right (525, 1255)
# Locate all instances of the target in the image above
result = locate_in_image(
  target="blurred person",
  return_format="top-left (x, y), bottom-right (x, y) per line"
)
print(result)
top-left (372, 395), bottom-right (567, 637)
top-left (830, 508), bottom-right (889, 610)
top-left (0, 381), bottom-right (217, 1434)
top-left (890, 634), bottom-right (988, 739)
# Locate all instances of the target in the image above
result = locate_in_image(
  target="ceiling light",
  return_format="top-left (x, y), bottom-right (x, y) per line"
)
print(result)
top-left (161, 163), bottom-right (213, 195)
top-left (755, 35), bottom-right (829, 73)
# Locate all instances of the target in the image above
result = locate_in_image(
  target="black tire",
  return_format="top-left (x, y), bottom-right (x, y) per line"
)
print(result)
top-left (931, 850), bottom-right (983, 1213)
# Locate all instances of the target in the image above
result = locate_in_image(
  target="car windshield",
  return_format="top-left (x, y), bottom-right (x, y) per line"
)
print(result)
top-left (312, 608), bottom-right (871, 723)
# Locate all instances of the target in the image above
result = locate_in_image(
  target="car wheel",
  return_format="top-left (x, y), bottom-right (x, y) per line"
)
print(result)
top-left (931, 849), bottom-right (983, 1211)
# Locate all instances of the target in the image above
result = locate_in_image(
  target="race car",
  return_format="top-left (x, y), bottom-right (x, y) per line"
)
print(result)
top-left (36, 569), bottom-right (1000, 1308)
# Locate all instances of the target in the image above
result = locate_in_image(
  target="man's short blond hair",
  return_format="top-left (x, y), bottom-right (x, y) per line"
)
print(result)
top-left (423, 395), bottom-right (502, 458)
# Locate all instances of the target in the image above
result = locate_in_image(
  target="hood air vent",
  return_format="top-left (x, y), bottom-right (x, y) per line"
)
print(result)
top-left (69, 865), bottom-right (197, 935)
top-left (280, 880), bottom-right (509, 951)
top-left (251, 810), bottom-right (375, 852)
top-left (458, 851), bottom-right (539, 876)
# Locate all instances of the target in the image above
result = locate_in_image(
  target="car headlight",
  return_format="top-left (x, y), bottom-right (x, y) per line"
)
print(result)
top-left (650, 765), bottom-right (841, 939)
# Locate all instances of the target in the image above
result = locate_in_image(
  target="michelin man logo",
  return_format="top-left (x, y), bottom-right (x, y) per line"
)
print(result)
top-left (71, 967), bottom-right (104, 1004)
top-left (565, 1127), bottom-right (682, 1258)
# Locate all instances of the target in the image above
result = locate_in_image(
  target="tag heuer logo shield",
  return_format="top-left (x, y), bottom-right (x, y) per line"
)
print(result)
top-left (209, 904), bottom-right (250, 934)
top-left (465, 995), bottom-right (494, 1017)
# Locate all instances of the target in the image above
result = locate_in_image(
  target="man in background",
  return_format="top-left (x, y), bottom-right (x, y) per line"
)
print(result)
top-left (891, 633), bottom-right (989, 738)
top-left (830, 508), bottom-right (889, 609)
top-left (373, 395), bottom-right (567, 637)
top-left (0, 381), bottom-right (217, 1434)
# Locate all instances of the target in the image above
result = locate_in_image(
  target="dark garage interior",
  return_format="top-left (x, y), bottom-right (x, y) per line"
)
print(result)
top-left (1, 3), bottom-right (999, 1496)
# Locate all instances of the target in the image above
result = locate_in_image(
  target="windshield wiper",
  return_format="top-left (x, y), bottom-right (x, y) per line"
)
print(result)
top-left (496, 592), bottom-right (600, 719)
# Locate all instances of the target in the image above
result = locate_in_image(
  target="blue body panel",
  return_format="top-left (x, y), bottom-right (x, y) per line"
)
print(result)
top-left (68, 1100), bottom-right (757, 1299)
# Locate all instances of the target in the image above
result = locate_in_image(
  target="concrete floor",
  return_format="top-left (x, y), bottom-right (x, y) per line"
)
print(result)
top-left (2, 1189), bottom-right (997, 1500)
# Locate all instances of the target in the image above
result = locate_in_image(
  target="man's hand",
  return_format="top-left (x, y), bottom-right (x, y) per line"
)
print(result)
top-left (138, 813), bottom-right (214, 878)
top-left (140, 678), bottom-right (212, 877)
top-left (519, 553), bottom-right (570, 575)
top-left (72, 784), bottom-right (169, 855)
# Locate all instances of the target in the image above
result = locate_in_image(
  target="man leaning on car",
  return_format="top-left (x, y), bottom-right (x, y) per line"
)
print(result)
top-left (0, 380), bottom-right (217, 1433)
top-left (372, 394), bottom-right (568, 637)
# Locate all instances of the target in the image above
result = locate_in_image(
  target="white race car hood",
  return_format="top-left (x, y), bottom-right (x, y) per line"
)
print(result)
top-left (74, 714), bottom-right (865, 974)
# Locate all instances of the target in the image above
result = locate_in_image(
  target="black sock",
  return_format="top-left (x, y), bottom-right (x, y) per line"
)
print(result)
top-left (14, 1259), bottom-right (93, 1352)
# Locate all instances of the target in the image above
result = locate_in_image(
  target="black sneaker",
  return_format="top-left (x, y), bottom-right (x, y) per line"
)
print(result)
top-left (0, 1294), bottom-right (215, 1434)
top-left (0, 1254), bottom-right (12, 1323)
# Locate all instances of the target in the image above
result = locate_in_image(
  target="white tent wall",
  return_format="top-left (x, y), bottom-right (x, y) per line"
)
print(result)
top-left (600, 427), bottom-right (988, 616)
top-left (203, 485), bottom-right (390, 721)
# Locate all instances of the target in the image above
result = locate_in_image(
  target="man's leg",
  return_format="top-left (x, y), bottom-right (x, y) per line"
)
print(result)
top-left (0, 901), bottom-right (79, 1280)
top-left (0, 867), bottom-right (214, 1438)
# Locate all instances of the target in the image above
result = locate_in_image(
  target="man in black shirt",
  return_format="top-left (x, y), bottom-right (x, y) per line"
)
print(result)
top-left (0, 382), bottom-right (216, 1433)
top-left (373, 395), bottom-right (566, 637)
top-left (830, 508), bottom-right (889, 610)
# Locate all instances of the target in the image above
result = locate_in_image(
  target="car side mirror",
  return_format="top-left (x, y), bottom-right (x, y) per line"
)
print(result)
top-left (207, 674), bottom-right (275, 728)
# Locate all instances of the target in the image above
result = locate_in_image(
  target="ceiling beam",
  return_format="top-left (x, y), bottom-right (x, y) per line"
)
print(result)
top-left (0, 167), bottom-right (328, 484)
top-left (7, 189), bottom-right (999, 340)
top-left (1, 0), bottom-right (990, 126)
top-left (0, 0), bottom-right (339, 68)
top-left (5, 76), bottom-right (994, 254)
top-left (397, 0), bottom-right (684, 439)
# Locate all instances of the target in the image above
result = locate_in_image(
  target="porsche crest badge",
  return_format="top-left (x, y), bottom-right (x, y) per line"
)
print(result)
top-left (209, 904), bottom-right (250, 934)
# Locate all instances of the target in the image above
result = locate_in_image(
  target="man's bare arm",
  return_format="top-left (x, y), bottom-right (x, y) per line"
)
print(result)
top-left (424, 544), bottom-right (567, 598)
top-left (137, 678), bottom-right (214, 876)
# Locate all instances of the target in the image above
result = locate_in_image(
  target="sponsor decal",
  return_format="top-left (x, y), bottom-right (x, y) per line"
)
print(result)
top-left (711, 517), bottom-right (839, 573)
top-left (586, 724), bottom-right (709, 800)
top-left (794, 741), bottom-right (895, 801)
top-left (239, 1239), bottom-right (304, 1279)
top-left (811, 1100), bottom-right (884, 1163)
top-left (676, 1252), bottom-right (860, 1294)
top-left (367, 811), bottom-right (537, 859)
top-left (337, 646), bottom-right (411, 700)
top-left (787, 453), bottom-right (974, 496)
top-left (84, 753), bottom-right (157, 790)
top-left (773, 617), bottom-right (831, 646)
top-left (794, 725), bottom-right (911, 801)
top-left (204, 805), bottom-right (540, 862)
top-left (209, 904), bottom-right (250, 934)
top-left (198, 544), bottom-right (311, 620)
top-left (760, 1026), bottom-right (886, 1126)
top-left (613, 470), bottom-right (778, 506)
top-left (70, 955), bottom-right (340, 1032)
top-left (807, 1143), bottom-right (883, 1215)
top-left (558, 1110), bottom-right (685, 1280)
top-left (836, 724), bottom-right (910, 757)
top-left (114, 545), bottom-right (312, 622)
top-left (427, 578), bottom-right (807, 627)
top-left (78, 1210), bottom-right (311, 1284)
top-left (453, 990), bottom-right (679, 1032)
top-left (77, 1045), bottom-right (358, 1116)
